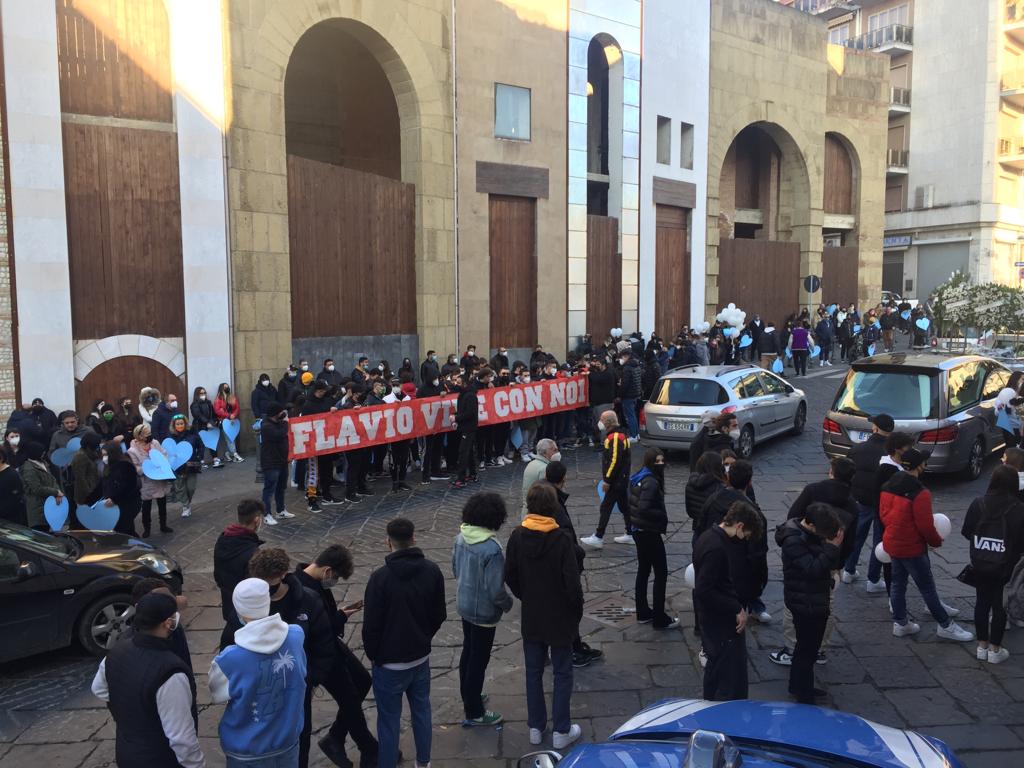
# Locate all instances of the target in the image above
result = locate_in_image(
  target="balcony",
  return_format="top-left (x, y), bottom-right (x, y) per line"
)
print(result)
top-left (792, 0), bottom-right (857, 21)
top-left (1003, 69), bottom-right (1024, 109)
top-left (886, 148), bottom-right (909, 175)
top-left (1009, 1), bottom-right (1024, 46)
top-left (999, 136), bottom-right (1024, 170)
top-left (845, 24), bottom-right (913, 56)
top-left (889, 86), bottom-right (911, 117)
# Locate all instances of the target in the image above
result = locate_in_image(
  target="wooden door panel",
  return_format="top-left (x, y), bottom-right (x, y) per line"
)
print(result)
top-left (717, 239), bottom-right (800, 323)
top-left (489, 196), bottom-right (537, 349)
top-left (587, 215), bottom-right (621, 339)
top-left (76, 356), bottom-right (184, 418)
top-left (655, 204), bottom-right (690, 338)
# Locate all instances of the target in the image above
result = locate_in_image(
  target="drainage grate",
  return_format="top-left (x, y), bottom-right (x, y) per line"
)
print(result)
top-left (584, 595), bottom-right (636, 627)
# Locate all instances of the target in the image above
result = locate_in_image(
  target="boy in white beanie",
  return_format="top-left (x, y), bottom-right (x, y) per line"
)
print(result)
top-left (209, 578), bottom-right (308, 767)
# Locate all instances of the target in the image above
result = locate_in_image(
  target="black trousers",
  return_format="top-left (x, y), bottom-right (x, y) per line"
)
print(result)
top-left (389, 440), bottom-right (409, 482)
top-left (634, 531), bottom-right (669, 626)
top-left (975, 575), bottom-right (1008, 645)
top-left (490, 421), bottom-right (510, 457)
top-left (699, 611), bottom-right (747, 701)
top-left (596, 483), bottom-right (630, 537)
top-left (345, 449), bottom-right (369, 500)
top-left (444, 432), bottom-right (460, 473)
top-left (476, 426), bottom-right (494, 462)
top-left (422, 434), bottom-right (444, 480)
top-left (789, 611), bottom-right (828, 703)
top-left (792, 349), bottom-right (808, 376)
top-left (457, 430), bottom-right (477, 481)
top-left (299, 684), bottom-right (313, 768)
top-left (370, 444), bottom-right (388, 474)
top-left (322, 645), bottom-right (377, 754)
top-left (459, 620), bottom-right (496, 720)
top-left (140, 497), bottom-right (167, 531)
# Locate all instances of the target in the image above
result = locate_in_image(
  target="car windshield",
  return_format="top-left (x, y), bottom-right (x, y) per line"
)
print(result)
top-left (621, 734), bottom-right (875, 768)
top-left (833, 368), bottom-right (939, 420)
top-left (653, 378), bottom-right (729, 406)
top-left (0, 520), bottom-right (75, 559)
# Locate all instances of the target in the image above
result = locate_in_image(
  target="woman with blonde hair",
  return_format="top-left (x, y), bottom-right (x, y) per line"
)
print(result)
top-left (127, 423), bottom-right (172, 537)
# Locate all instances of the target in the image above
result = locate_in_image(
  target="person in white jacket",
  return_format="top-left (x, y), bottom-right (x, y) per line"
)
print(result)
top-left (209, 578), bottom-right (308, 767)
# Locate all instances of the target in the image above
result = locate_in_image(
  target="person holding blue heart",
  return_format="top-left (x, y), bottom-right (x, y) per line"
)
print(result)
top-left (127, 423), bottom-right (172, 537)
top-left (169, 414), bottom-right (203, 518)
top-left (20, 441), bottom-right (63, 530)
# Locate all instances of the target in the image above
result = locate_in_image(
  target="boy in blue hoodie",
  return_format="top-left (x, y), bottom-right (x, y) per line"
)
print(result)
top-left (209, 578), bottom-right (308, 767)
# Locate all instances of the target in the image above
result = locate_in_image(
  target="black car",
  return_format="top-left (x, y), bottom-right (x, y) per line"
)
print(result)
top-left (0, 520), bottom-right (183, 662)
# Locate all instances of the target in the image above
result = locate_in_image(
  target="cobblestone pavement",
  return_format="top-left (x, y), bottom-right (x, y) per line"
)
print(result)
top-left (2, 357), bottom-right (1022, 767)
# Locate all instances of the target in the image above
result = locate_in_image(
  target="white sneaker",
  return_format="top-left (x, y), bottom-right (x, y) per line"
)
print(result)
top-left (977, 645), bottom-right (990, 660)
top-left (552, 724), bottom-right (581, 750)
top-left (893, 621), bottom-right (920, 637)
top-left (937, 622), bottom-right (974, 642)
top-left (580, 534), bottom-right (604, 549)
top-left (753, 609), bottom-right (772, 623)
top-left (232, 453), bottom-right (244, 463)
top-left (277, 510), bottom-right (295, 519)
top-left (698, 649), bottom-right (707, 668)
top-left (613, 534), bottom-right (634, 545)
top-left (181, 506), bottom-right (191, 518)
top-left (866, 579), bottom-right (887, 594)
top-left (212, 458), bottom-right (222, 468)
top-left (841, 570), bottom-right (858, 584)
top-left (940, 601), bottom-right (960, 618)
top-left (529, 728), bottom-right (543, 746)
top-left (989, 647), bottom-right (1010, 664)
top-left (263, 514), bottom-right (278, 526)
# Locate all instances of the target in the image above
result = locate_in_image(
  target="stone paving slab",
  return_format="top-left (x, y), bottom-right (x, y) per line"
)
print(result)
top-left (1, 359), bottom-right (1023, 767)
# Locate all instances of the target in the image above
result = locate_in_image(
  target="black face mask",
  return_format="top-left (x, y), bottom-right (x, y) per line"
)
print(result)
top-left (268, 581), bottom-right (282, 596)
top-left (651, 463), bottom-right (666, 482)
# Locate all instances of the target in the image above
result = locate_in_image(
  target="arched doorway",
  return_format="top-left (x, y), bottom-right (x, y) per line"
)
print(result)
top-left (716, 122), bottom-right (810, 318)
top-left (822, 133), bottom-right (861, 306)
top-left (284, 20), bottom-right (417, 366)
top-left (76, 356), bottom-right (185, 417)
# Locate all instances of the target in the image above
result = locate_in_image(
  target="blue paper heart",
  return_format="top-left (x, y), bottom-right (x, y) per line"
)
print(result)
top-left (43, 495), bottom-right (68, 531)
top-left (142, 450), bottom-right (175, 481)
top-left (785, 348), bottom-right (793, 359)
top-left (868, 343), bottom-right (877, 356)
top-left (49, 447), bottom-right (74, 468)
top-left (222, 419), bottom-right (241, 444)
top-left (828, 304), bottom-right (837, 313)
top-left (66, 437), bottom-right (82, 452)
top-left (76, 499), bottom-right (120, 531)
top-left (809, 345), bottom-right (820, 358)
top-left (873, 320), bottom-right (881, 328)
top-left (198, 428), bottom-right (220, 452)
top-left (738, 335), bottom-right (752, 348)
top-left (853, 324), bottom-right (862, 334)
top-left (160, 438), bottom-right (193, 471)
top-left (771, 358), bottom-right (784, 374)
top-left (596, 480), bottom-right (619, 513)
top-left (509, 426), bottom-right (523, 449)
top-left (915, 317), bottom-right (930, 330)
top-left (901, 310), bottom-right (911, 320)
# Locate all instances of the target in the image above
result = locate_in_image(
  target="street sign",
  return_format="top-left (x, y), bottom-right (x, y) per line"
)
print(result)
top-left (803, 275), bottom-right (821, 294)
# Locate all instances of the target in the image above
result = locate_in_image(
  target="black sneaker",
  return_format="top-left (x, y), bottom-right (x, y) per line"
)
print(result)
top-left (308, 500), bottom-right (322, 512)
top-left (572, 651), bottom-right (592, 668)
top-left (398, 482), bottom-right (413, 491)
top-left (580, 643), bottom-right (603, 662)
top-left (356, 489), bottom-right (373, 497)
top-left (345, 496), bottom-right (361, 505)
top-left (318, 735), bottom-right (354, 768)
top-left (322, 496), bottom-right (344, 506)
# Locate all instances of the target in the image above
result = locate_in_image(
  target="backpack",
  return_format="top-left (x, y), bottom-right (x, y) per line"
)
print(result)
top-left (970, 499), bottom-right (1011, 576)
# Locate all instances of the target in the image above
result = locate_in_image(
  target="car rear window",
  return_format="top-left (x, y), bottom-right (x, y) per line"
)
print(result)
top-left (653, 378), bottom-right (729, 406)
top-left (833, 368), bottom-right (939, 420)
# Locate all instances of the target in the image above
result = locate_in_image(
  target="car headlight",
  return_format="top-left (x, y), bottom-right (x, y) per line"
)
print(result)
top-left (137, 553), bottom-right (174, 575)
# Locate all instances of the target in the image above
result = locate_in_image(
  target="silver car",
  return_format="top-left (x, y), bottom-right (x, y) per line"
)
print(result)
top-left (822, 353), bottom-right (1011, 479)
top-left (641, 364), bottom-right (807, 459)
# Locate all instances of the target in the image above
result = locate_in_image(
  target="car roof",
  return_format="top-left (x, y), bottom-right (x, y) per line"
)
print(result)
top-left (659, 364), bottom-right (762, 380)
top-left (852, 352), bottom-right (1005, 372)
top-left (611, 699), bottom-right (952, 768)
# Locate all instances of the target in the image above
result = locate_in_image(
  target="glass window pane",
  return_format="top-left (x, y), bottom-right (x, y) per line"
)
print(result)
top-left (495, 83), bottom-right (531, 141)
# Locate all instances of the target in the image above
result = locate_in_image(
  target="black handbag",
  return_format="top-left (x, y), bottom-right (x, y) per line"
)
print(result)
top-left (956, 564), bottom-right (978, 588)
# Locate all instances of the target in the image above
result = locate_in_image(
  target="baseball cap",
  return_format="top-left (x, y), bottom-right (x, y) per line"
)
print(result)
top-left (900, 447), bottom-right (930, 471)
top-left (133, 592), bottom-right (178, 630)
top-left (869, 413), bottom-right (895, 433)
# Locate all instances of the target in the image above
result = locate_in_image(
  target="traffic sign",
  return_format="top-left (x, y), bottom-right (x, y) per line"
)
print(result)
top-left (803, 275), bottom-right (821, 294)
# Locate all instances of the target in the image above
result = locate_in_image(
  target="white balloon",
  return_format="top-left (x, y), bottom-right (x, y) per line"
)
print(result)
top-left (684, 563), bottom-right (695, 589)
top-left (933, 513), bottom-right (952, 540)
top-left (874, 541), bottom-right (892, 564)
top-left (728, 303), bottom-right (736, 310)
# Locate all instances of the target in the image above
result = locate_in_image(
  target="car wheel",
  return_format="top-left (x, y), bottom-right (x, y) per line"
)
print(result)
top-left (964, 437), bottom-right (985, 481)
top-left (790, 403), bottom-right (807, 435)
top-left (737, 424), bottom-right (755, 459)
top-left (77, 592), bottom-right (134, 657)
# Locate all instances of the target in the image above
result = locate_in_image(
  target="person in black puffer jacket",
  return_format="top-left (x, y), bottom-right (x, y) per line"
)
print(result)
top-left (618, 351), bottom-right (643, 439)
top-left (688, 412), bottom-right (737, 472)
top-left (630, 448), bottom-right (676, 629)
top-left (776, 503), bottom-right (843, 704)
top-left (453, 371), bottom-right (484, 487)
top-left (686, 451), bottom-right (726, 539)
top-left (844, 413), bottom-right (893, 584)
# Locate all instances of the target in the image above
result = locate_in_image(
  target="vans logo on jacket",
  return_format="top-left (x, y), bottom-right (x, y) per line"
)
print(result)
top-left (974, 536), bottom-right (1006, 553)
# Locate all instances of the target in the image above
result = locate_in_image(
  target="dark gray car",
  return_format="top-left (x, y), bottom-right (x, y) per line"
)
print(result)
top-left (822, 353), bottom-right (1011, 479)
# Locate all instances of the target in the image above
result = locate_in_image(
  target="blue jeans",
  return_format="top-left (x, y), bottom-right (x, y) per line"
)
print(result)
top-left (372, 661), bottom-right (431, 768)
top-left (523, 641), bottom-right (572, 734)
top-left (262, 468), bottom-right (286, 514)
top-left (844, 502), bottom-right (883, 583)
top-left (225, 742), bottom-right (299, 768)
top-left (891, 553), bottom-right (950, 627)
top-left (622, 397), bottom-right (639, 437)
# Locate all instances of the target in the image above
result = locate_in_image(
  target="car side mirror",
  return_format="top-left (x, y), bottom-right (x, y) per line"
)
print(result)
top-left (517, 751), bottom-right (562, 768)
top-left (16, 561), bottom-right (38, 581)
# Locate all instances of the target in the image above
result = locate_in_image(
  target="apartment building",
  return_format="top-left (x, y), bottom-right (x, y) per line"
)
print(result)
top-left (788, 0), bottom-right (1024, 303)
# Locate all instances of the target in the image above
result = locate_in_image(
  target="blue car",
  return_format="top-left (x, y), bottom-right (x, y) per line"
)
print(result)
top-left (519, 699), bottom-right (961, 768)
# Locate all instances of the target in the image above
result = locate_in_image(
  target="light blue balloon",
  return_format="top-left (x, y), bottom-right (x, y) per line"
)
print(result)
top-left (43, 495), bottom-right (68, 531)
top-left (142, 450), bottom-right (175, 481)
top-left (771, 358), bottom-right (784, 374)
top-left (868, 343), bottom-right (877, 356)
top-left (828, 304), bottom-right (837, 314)
top-left (722, 327), bottom-right (735, 338)
top-left (199, 428), bottom-right (220, 452)
top-left (873, 320), bottom-right (881, 329)
top-left (915, 317), bottom-right (930, 330)
top-left (49, 447), bottom-right (74, 468)
top-left (853, 324), bottom-right (862, 334)
top-left (809, 345), bottom-right (820, 358)
top-left (738, 335), bottom-right (752, 348)
top-left (901, 309), bottom-right (911, 320)
top-left (77, 500), bottom-right (120, 531)
top-left (66, 437), bottom-right (82, 452)
top-left (222, 418), bottom-right (241, 444)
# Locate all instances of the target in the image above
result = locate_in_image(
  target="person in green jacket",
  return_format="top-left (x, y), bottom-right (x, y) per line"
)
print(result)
top-left (21, 441), bottom-right (64, 530)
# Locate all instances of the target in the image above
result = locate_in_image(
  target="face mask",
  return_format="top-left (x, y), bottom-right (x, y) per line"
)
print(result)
top-left (432, 379), bottom-right (439, 387)
top-left (468, 350), bottom-right (476, 356)
top-left (378, 364), bottom-right (385, 371)
top-left (522, 377), bottom-right (531, 384)
top-left (8, 436), bottom-right (18, 447)
top-left (223, 388), bottom-right (230, 395)
top-left (268, 581), bottom-right (282, 596)
top-left (322, 575), bottom-right (339, 589)
top-left (199, 394), bottom-right (207, 401)
top-left (392, 386), bottom-right (402, 395)
top-left (167, 401), bottom-right (177, 409)
top-left (499, 350), bottom-right (507, 355)
top-left (598, 422), bottom-right (607, 431)
top-left (288, 372), bottom-right (297, 379)
top-left (430, 354), bottom-right (437, 361)
top-left (144, 435), bottom-right (154, 444)
top-left (729, 429), bottom-right (741, 441)
top-left (102, 455), bottom-right (109, 465)
top-left (551, 451), bottom-right (562, 463)
top-left (261, 379), bottom-right (270, 386)
top-left (32, 405), bottom-right (42, 413)
top-left (327, 365), bottom-right (335, 372)
top-left (103, 412), bottom-right (114, 421)
top-left (301, 364), bottom-right (309, 371)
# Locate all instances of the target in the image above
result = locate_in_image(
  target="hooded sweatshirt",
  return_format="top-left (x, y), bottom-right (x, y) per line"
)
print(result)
top-left (213, 526), bottom-right (263, 620)
top-left (504, 515), bottom-right (583, 647)
top-left (452, 524), bottom-right (513, 627)
top-left (209, 615), bottom-right (307, 758)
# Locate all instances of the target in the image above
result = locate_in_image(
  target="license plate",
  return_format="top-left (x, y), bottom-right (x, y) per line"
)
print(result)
top-left (662, 420), bottom-right (697, 432)
top-left (849, 430), bottom-right (869, 443)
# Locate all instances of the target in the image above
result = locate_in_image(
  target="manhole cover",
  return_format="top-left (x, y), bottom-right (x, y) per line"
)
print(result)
top-left (584, 595), bottom-right (636, 626)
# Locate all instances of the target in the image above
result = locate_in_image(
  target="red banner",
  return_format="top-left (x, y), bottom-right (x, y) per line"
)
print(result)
top-left (288, 375), bottom-right (590, 459)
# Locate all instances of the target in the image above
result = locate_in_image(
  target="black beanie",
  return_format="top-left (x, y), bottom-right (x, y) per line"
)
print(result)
top-left (133, 592), bottom-right (178, 631)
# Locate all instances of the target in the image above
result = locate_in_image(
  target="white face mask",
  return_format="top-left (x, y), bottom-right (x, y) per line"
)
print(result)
top-left (169, 611), bottom-right (180, 632)
top-left (392, 386), bottom-right (402, 395)
top-left (102, 455), bottom-right (109, 465)
top-left (8, 436), bottom-right (18, 447)
top-left (598, 422), bottom-right (607, 431)
top-left (729, 429), bottom-right (741, 441)
top-left (327, 365), bottom-right (335, 372)
top-left (322, 574), bottom-right (339, 589)
top-left (551, 451), bottom-right (562, 463)
top-left (199, 394), bottom-right (207, 401)
top-left (378, 364), bottom-right (385, 371)
top-left (261, 379), bottom-right (270, 387)
top-left (432, 379), bottom-right (439, 387)
top-left (167, 401), bottom-right (177, 409)
top-left (301, 364), bottom-right (309, 371)
top-left (521, 377), bottom-right (531, 384)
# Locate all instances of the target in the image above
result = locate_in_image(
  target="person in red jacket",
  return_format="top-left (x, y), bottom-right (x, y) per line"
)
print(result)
top-left (879, 448), bottom-right (974, 642)
top-left (213, 382), bottom-right (244, 463)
